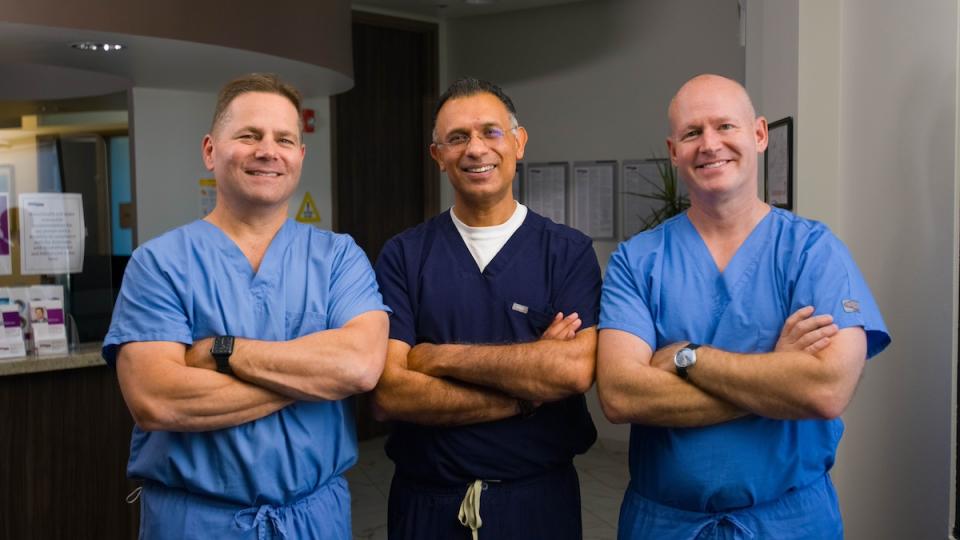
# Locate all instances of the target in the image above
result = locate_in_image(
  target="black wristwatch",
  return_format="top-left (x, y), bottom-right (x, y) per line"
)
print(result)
top-left (211, 335), bottom-right (235, 375)
top-left (674, 343), bottom-right (700, 379)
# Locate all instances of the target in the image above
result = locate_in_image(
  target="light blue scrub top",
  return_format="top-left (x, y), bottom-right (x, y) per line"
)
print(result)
top-left (103, 219), bottom-right (388, 507)
top-left (599, 208), bottom-right (890, 513)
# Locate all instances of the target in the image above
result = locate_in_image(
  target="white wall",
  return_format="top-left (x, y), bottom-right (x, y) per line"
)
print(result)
top-left (834, 1), bottom-right (957, 538)
top-left (131, 87), bottom-right (332, 243)
top-left (748, 1), bottom-right (958, 538)
top-left (743, 0), bottom-right (799, 200)
top-left (744, 0), bottom-right (798, 130)
top-left (445, 0), bottom-right (745, 442)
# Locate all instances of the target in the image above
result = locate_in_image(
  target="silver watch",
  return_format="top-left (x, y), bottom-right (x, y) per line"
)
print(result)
top-left (674, 343), bottom-right (700, 378)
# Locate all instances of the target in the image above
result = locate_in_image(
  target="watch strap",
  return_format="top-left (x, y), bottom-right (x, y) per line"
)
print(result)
top-left (211, 335), bottom-right (235, 375)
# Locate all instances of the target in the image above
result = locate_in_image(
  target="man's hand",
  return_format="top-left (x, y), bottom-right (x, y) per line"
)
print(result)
top-left (407, 311), bottom-right (582, 375)
top-left (650, 306), bottom-right (838, 375)
top-left (540, 312), bottom-right (581, 341)
top-left (775, 306), bottom-right (838, 354)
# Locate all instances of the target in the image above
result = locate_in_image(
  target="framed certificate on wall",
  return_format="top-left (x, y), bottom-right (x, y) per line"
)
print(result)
top-left (571, 161), bottom-right (616, 239)
top-left (764, 117), bottom-right (794, 210)
top-left (525, 162), bottom-right (568, 225)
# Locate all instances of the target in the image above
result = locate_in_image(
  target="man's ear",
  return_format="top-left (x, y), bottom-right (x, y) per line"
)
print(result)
top-left (666, 137), bottom-right (678, 166)
top-left (429, 143), bottom-right (445, 172)
top-left (201, 134), bottom-right (215, 171)
top-left (514, 126), bottom-right (529, 160)
top-left (754, 116), bottom-right (769, 153)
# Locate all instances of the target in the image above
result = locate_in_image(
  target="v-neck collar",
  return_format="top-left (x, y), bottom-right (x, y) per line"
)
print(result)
top-left (439, 210), bottom-right (533, 277)
top-left (680, 210), bottom-right (773, 294)
top-left (197, 218), bottom-right (295, 285)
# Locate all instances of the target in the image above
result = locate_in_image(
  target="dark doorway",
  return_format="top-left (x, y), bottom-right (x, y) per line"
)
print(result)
top-left (333, 11), bottom-right (439, 440)
top-left (333, 11), bottom-right (439, 261)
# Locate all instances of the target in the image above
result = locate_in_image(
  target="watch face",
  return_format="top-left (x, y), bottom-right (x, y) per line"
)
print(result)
top-left (676, 348), bottom-right (696, 368)
top-left (212, 336), bottom-right (234, 355)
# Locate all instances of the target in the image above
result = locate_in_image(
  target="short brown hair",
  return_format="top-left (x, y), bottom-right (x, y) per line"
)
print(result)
top-left (210, 73), bottom-right (303, 133)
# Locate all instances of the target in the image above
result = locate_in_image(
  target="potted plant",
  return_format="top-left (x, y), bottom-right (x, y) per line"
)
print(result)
top-left (627, 159), bottom-right (690, 233)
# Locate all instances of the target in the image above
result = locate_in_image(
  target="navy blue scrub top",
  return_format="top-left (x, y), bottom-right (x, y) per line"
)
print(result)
top-left (375, 210), bottom-right (601, 485)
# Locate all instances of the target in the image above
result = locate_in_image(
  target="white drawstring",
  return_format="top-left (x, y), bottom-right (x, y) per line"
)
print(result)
top-left (125, 486), bottom-right (143, 504)
top-left (458, 479), bottom-right (486, 540)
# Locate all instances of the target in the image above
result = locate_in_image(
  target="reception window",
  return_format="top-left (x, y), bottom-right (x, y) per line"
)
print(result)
top-left (0, 91), bottom-right (131, 360)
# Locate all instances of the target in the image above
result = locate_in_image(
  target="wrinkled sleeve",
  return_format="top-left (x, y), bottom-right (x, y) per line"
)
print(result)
top-left (790, 229), bottom-right (891, 359)
top-left (326, 234), bottom-right (390, 329)
top-left (101, 247), bottom-right (193, 367)
top-left (598, 241), bottom-right (657, 351)
top-left (554, 237), bottom-right (603, 329)
top-left (374, 237), bottom-right (416, 346)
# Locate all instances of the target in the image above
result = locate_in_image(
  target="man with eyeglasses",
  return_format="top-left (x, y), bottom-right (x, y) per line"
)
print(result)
top-left (372, 78), bottom-right (601, 539)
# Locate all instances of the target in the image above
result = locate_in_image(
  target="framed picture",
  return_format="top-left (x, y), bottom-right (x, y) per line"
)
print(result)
top-left (571, 161), bottom-right (617, 240)
top-left (764, 117), bottom-right (793, 210)
top-left (525, 162), bottom-right (568, 225)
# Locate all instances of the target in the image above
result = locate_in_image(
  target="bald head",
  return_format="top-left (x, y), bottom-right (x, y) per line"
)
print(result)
top-left (663, 73), bottom-right (768, 203)
top-left (668, 74), bottom-right (757, 135)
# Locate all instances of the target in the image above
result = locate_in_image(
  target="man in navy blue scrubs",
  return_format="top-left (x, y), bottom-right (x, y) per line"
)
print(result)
top-left (597, 74), bottom-right (890, 538)
top-left (373, 78), bottom-right (601, 539)
top-left (103, 73), bottom-right (389, 539)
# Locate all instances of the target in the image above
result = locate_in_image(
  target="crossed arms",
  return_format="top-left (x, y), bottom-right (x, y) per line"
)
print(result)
top-left (372, 312), bottom-right (597, 427)
top-left (597, 306), bottom-right (868, 427)
top-left (116, 310), bottom-right (388, 432)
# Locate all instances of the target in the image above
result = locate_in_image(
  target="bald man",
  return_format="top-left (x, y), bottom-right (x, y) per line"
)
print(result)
top-left (596, 74), bottom-right (890, 538)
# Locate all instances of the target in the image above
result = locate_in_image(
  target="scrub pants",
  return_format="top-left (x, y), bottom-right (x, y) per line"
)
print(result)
top-left (387, 462), bottom-right (583, 540)
top-left (617, 473), bottom-right (843, 540)
top-left (138, 476), bottom-right (352, 540)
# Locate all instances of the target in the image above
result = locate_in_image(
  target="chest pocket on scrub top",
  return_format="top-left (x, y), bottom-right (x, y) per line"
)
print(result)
top-left (506, 301), bottom-right (556, 336)
top-left (285, 310), bottom-right (328, 338)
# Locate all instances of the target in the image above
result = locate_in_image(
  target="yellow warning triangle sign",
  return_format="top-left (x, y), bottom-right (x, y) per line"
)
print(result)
top-left (296, 192), bottom-right (322, 224)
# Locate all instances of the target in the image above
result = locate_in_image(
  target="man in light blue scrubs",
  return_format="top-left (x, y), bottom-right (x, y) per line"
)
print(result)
top-left (597, 74), bottom-right (890, 539)
top-left (102, 73), bottom-right (389, 539)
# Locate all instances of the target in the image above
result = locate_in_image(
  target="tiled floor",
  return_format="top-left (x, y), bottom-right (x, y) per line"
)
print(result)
top-left (347, 437), bottom-right (629, 540)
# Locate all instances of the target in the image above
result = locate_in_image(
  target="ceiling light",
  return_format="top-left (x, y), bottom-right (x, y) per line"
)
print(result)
top-left (70, 42), bottom-right (126, 53)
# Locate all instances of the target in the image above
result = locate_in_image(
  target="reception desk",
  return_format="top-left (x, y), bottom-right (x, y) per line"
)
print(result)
top-left (0, 346), bottom-right (139, 538)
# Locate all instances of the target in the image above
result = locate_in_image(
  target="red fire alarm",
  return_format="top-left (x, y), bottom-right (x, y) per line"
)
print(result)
top-left (302, 108), bottom-right (316, 133)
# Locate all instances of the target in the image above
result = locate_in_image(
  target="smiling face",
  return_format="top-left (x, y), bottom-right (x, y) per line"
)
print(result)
top-left (430, 92), bottom-right (527, 211)
top-left (201, 91), bottom-right (305, 215)
top-left (666, 75), bottom-right (767, 203)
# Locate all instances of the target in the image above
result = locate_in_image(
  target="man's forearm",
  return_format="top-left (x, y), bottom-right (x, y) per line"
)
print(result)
top-left (192, 311), bottom-right (388, 402)
top-left (409, 328), bottom-right (597, 401)
top-left (118, 343), bottom-right (292, 432)
top-left (676, 328), bottom-right (867, 420)
top-left (598, 361), bottom-right (746, 427)
top-left (372, 363), bottom-right (521, 427)
top-left (596, 329), bottom-right (747, 427)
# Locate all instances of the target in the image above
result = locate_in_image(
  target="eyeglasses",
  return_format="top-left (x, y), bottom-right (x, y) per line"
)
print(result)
top-left (434, 126), bottom-right (519, 151)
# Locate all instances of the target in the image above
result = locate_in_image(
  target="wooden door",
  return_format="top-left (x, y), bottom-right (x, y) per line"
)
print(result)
top-left (332, 12), bottom-right (439, 440)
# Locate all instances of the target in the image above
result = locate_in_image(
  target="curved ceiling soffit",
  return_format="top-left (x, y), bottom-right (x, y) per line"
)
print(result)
top-left (0, 0), bottom-right (354, 99)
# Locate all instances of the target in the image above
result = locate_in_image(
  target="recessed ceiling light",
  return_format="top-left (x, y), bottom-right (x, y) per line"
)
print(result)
top-left (70, 42), bottom-right (126, 53)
